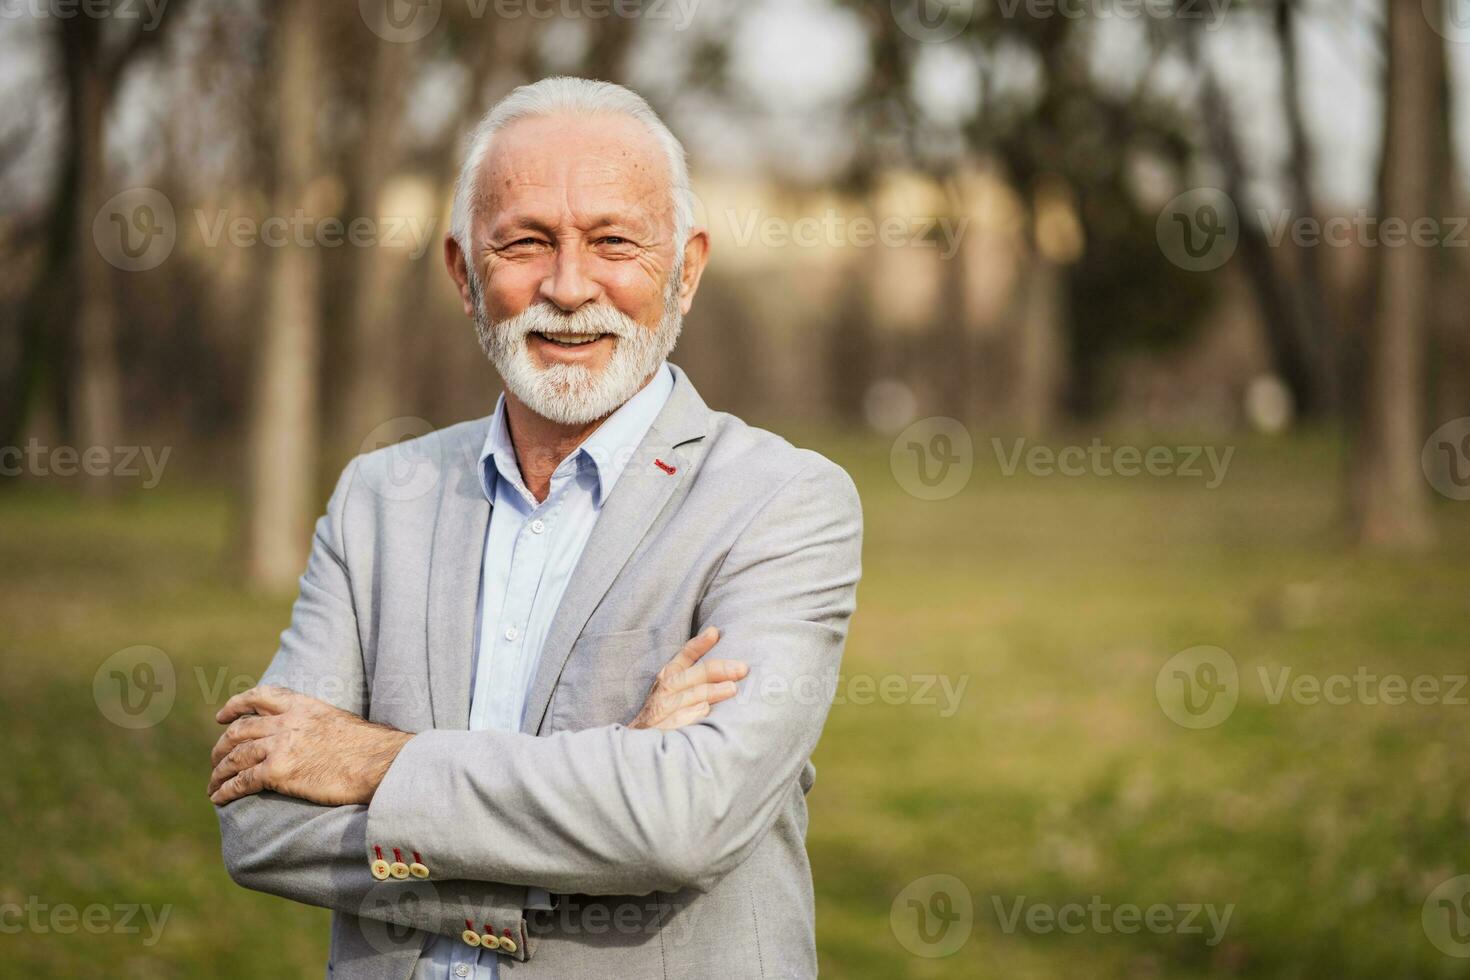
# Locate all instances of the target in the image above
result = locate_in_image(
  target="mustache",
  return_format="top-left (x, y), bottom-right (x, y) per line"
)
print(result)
top-left (493, 302), bottom-right (640, 340)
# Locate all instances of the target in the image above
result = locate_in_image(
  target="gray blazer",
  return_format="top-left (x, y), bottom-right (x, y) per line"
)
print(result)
top-left (216, 366), bottom-right (864, 979)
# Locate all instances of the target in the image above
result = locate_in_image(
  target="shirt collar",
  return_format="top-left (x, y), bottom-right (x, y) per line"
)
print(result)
top-left (478, 362), bottom-right (675, 508)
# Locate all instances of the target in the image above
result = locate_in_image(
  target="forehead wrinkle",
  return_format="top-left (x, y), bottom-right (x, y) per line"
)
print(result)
top-left (475, 111), bottom-right (675, 243)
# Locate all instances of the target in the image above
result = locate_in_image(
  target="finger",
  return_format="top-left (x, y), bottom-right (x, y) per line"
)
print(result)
top-left (670, 681), bottom-right (739, 714)
top-left (662, 627), bottom-right (720, 676)
top-left (656, 701), bottom-right (712, 731)
top-left (217, 684), bottom-right (295, 724)
top-left (667, 658), bottom-right (748, 693)
top-left (209, 763), bottom-right (269, 806)
top-left (210, 714), bottom-right (279, 767)
top-left (209, 736), bottom-right (273, 795)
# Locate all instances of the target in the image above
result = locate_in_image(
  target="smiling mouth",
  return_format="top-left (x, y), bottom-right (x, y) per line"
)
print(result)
top-left (533, 332), bottom-right (609, 349)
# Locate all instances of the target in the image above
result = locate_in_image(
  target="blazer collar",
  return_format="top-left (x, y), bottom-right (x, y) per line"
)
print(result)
top-left (423, 364), bottom-right (712, 731)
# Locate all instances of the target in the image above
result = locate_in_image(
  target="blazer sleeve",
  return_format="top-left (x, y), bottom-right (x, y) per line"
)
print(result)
top-left (215, 456), bottom-right (532, 949)
top-left (366, 456), bottom-right (863, 896)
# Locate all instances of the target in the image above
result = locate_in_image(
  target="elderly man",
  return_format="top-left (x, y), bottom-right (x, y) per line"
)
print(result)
top-left (209, 77), bottom-right (862, 980)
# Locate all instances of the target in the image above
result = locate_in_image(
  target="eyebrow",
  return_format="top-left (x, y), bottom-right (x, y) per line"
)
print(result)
top-left (487, 212), bottom-right (652, 242)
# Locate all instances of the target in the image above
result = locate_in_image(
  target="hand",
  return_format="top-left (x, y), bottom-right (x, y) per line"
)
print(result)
top-left (630, 627), bottom-right (748, 730)
top-left (208, 685), bottom-right (413, 807)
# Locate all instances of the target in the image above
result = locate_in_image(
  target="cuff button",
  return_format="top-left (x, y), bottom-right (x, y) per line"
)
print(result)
top-left (389, 862), bottom-right (410, 879)
top-left (409, 862), bottom-right (430, 878)
top-left (370, 860), bottom-right (391, 880)
top-left (461, 929), bottom-right (480, 947)
top-left (499, 936), bottom-right (518, 955)
top-left (480, 934), bottom-right (500, 950)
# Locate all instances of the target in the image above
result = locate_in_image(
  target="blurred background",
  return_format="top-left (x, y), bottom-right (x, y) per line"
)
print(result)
top-left (2, 0), bottom-right (1469, 976)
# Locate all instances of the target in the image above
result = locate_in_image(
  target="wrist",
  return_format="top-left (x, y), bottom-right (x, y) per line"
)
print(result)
top-left (362, 727), bottom-right (415, 802)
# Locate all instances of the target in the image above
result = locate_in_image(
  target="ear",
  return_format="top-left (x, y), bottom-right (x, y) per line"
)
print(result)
top-left (676, 227), bottom-right (711, 316)
top-left (444, 234), bottom-right (475, 318)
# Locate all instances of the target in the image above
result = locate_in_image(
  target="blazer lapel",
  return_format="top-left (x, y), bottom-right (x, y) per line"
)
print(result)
top-left (520, 367), bottom-right (710, 735)
top-left (424, 430), bottom-right (491, 730)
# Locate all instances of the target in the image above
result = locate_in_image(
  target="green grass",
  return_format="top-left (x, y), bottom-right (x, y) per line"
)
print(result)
top-left (3, 432), bottom-right (1469, 978)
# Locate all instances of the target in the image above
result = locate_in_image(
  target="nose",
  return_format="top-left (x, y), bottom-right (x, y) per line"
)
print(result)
top-left (538, 244), bottom-right (600, 313)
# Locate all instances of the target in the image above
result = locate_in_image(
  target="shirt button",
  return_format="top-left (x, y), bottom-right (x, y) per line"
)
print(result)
top-left (504, 626), bottom-right (518, 641)
top-left (530, 519), bottom-right (546, 534)
top-left (455, 965), bottom-right (470, 978)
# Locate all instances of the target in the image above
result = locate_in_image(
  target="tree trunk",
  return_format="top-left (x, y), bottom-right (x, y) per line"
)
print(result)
top-left (69, 36), bottom-right (123, 495)
top-left (1351, 0), bottom-right (1437, 549)
top-left (245, 3), bottom-right (324, 589)
top-left (341, 24), bottom-right (411, 452)
top-left (1014, 257), bottom-right (1066, 434)
top-left (1275, 0), bottom-right (1337, 411)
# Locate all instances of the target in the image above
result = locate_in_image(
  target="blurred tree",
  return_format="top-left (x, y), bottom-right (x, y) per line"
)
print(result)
top-left (1273, 0), bottom-right (1337, 410)
top-left (1175, 0), bottom-right (1333, 419)
top-left (24, 3), bottom-right (186, 492)
top-left (340, 10), bottom-right (415, 453)
top-left (1350, 0), bottom-right (1438, 548)
top-left (245, 1), bottom-right (325, 589)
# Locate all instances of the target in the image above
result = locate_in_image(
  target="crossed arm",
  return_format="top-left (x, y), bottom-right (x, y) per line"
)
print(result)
top-left (207, 627), bottom-right (739, 807)
top-left (211, 455), bottom-right (861, 933)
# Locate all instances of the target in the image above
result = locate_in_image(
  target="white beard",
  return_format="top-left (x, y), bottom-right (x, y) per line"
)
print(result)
top-left (471, 273), bottom-right (683, 426)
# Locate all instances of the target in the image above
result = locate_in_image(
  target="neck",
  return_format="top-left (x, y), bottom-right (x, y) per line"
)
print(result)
top-left (501, 369), bottom-right (660, 502)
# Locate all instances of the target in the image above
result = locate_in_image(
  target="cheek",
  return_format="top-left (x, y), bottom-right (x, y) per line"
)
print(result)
top-left (484, 263), bottom-right (544, 318)
top-left (599, 266), bottom-right (668, 327)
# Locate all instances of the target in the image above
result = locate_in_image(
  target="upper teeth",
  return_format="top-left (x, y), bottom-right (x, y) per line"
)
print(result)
top-left (543, 333), bottom-right (601, 344)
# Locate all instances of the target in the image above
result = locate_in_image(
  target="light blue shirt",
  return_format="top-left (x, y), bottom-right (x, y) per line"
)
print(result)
top-left (416, 363), bottom-right (675, 980)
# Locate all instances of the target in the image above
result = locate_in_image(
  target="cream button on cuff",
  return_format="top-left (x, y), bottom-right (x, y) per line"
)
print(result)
top-left (409, 862), bottom-right (430, 879)
top-left (389, 862), bottom-right (410, 879)
top-left (480, 934), bottom-right (500, 950)
top-left (499, 936), bottom-right (518, 955)
top-left (461, 930), bottom-right (480, 947)
top-left (371, 860), bottom-right (391, 880)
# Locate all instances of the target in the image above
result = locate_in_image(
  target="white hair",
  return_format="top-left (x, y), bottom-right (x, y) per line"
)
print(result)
top-left (449, 76), bottom-right (694, 257)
